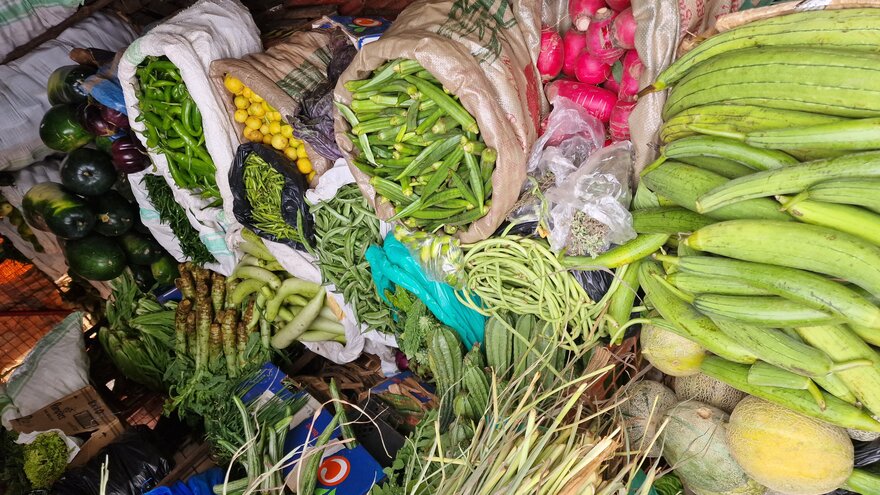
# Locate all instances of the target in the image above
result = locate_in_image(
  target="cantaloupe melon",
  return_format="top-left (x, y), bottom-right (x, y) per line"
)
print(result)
top-left (641, 321), bottom-right (706, 376)
top-left (620, 380), bottom-right (677, 457)
top-left (726, 397), bottom-right (853, 495)
top-left (661, 401), bottom-right (751, 492)
top-left (675, 373), bottom-right (746, 413)
top-left (688, 478), bottom-right (767, 495)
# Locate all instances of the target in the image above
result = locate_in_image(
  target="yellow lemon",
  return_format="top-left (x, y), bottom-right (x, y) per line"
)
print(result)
top-left (242, 87), bottom-right (253, 99)
top-left (268, 111), bottom-right (282, 122)
top-left (268, 121), bottom-right (282, 135)
top-left (284, 147), bottom-right (298, 160)
top-left (248, 103), bottom-right (265, 118)
top-left (289, 137), bottom-right (303, 147)
top-left (245, 129), bottom-right (263, 142)
top-left (262, 134), bottom-right (272, 145)
top-left (224, 75), bottom-right (244, 94)
top-left (280, 125), bottom-right (293, 138)
top-left (296, 158), bottom-right (312, 174)
top-left (233, 95), bottom-right (249, 110)
top-left (245, 116), bottom-right (261, 130)
top-left (234, 109), bottom-right (248, 123)
top-left (259, 124), bottom-right (270, 135)
top-left (271, 135), bottom-right (288, 150)
top-left (296, 146), bottom-right (308, 159)
top-left (250, 93), bottom-right (264, 103)
top-left (307, 171), bottom-right (316, 182)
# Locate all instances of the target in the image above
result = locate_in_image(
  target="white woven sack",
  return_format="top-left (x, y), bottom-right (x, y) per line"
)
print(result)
top-left (0, 159), bottom-right (110, 297)
top-left (0, 13), bottom-right (134, 172)
top-left (118, 0), bottom-right (261, 275)
top-left (0, 312), bottom-right (88, 429)
top-left (127, 170), bottom-right (228, 274)
top-left (0, 0), bottom-right (80, 60)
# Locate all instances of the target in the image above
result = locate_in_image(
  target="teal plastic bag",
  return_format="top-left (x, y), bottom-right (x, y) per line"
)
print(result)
top-left (366, 234), bottom-right (486, 347)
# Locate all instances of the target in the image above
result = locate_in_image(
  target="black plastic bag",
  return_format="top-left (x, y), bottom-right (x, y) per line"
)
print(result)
top-left (52, 427), bottom-right (171, 495)
top-left (229, 143), bottom-right (315, 250)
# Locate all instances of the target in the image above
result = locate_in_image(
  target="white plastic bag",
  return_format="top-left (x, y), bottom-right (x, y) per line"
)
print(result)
top-left (118, 0), bottom-right (261, 275)
top-left (1, 312), bottom-right (89, 429)
top-left (0, 13), bottom-right (134, 172)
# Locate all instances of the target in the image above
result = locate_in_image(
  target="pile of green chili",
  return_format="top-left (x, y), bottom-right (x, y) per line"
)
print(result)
top-left (242, 152), bottom-right (305, 244)
top-left (135, 56), bottom-right (218, 199)
top-left (143, 174), bottom-right (215, 265)
top-left (307, 184), bottom-right (395, 333)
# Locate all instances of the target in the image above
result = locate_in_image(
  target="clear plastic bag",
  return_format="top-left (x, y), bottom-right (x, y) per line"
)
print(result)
top-left (393, 225), bottom-right (465, 289)
top-left (509, 96), bottom-right (606, 228)
top-left (544, 141), bottom-right (637, 256)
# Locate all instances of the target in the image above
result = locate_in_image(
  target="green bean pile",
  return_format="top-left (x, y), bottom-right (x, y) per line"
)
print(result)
top-left (459, 236), bottom-right (604, 347)
top-left (242, 153), bottom-right (303, 244)
top-left (308, 184), bottom-right (395, 334)
top-left (143, 174), bottom-right (215, 265)
top-left (135, 56), bottom-right (218, 198)
top-left (338, 59), bottom-right (496, 234)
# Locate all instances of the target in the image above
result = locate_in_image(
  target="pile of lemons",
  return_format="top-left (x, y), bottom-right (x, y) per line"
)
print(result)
top-left (224, 74), bottom-right (314, 180)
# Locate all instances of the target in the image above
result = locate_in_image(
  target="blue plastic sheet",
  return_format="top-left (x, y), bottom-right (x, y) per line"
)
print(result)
top-left (144, 468), bottom-right (225, 495)
top-left (366, 234), bottom-right (485, 347)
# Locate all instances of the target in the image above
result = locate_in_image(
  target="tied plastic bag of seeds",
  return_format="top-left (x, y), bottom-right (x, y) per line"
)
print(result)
top-left (229, 143), bottom-right (315, 250)
top-left (544, 141), bottom-right (636, 257)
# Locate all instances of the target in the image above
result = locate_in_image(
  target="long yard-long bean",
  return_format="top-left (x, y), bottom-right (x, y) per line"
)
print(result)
top-left (459, 236), bottom-right (608, 347)
top-left (307, 184), bottom-right (395, 334)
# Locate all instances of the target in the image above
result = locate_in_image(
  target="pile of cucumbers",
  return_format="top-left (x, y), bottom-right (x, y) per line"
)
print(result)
top-left (631, 8), bottom-right (880, 432)
top-left (21, 147), bottom-right (176, 287)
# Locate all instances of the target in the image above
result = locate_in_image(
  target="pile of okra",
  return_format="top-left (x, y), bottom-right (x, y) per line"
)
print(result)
top-left (337, 59), bottom-right (496, 234)
top-left (135, 56), bottom-right (219, 199)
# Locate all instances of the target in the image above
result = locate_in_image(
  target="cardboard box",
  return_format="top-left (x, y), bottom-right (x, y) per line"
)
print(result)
top-left (69, 417), bottom-right (126, 468)
top-left (10, 386), bottom-right (116, 436)
top-left (243, 363), bottom-right (386, 494)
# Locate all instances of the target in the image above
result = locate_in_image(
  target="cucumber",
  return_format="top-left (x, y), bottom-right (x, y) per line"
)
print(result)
top-left (22, 182), bottom-right (95, 239)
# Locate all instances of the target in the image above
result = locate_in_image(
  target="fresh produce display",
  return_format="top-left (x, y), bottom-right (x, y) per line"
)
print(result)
top-left (142, 174), bottom-right (216, 265)
top-left (222, 75), bottom-right (315, 181)
top-left (134, 56), bottom-right (218, 198)
top-left (338, 58), bottom-right (495, 234)
top-left (241, 151), bottom-right (307, 245)
top-left (99, 273), bottom-right (177, 390)
top-left (21, 431), bottom-right (68, 489)
top-left (306, 183), bottom-right (393, 334)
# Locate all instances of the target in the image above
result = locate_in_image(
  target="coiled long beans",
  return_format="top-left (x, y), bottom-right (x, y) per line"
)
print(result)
top-left (459, 236), bottom-right (609, 347)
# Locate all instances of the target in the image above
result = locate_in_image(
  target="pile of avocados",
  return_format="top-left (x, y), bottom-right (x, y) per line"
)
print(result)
top-left (22, 147), bottom-right (177, 289)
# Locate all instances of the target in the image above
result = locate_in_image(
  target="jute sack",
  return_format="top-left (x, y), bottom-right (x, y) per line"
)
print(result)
top-left (118, 0), bottom-right (261, 275)
top-left (334, 0), bottom-right (546, 243)
top-left (209, 29), bottom-right (334, 211)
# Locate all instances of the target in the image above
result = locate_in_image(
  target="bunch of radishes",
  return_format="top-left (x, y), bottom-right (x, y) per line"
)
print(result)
top-left (537, 0), bottom-right (642, 141)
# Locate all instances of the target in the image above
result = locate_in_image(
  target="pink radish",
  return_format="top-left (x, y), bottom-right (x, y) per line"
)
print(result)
top-left (574, 52), bottom-right (610, 84)
top-left (618, 50), bottom-right (643, 101)
top-left (546, 80), bottom-right (618, 122)
top-left (562, 29), bottom-right (587, 77)
top-left (603, 73), bottom-right (621, 94)
top-left (611, 8), bottom-right (636, 49)
top-left (609, 99), bottom-right (636, 141)
top-left (538, 27), bottom-right (565, 81)
top-left (585, 9), bottom-right (625, 64)
top-left (569, 0), bottom-right (607, 31)
top-left (605, 0), bottom-right (630, 11)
